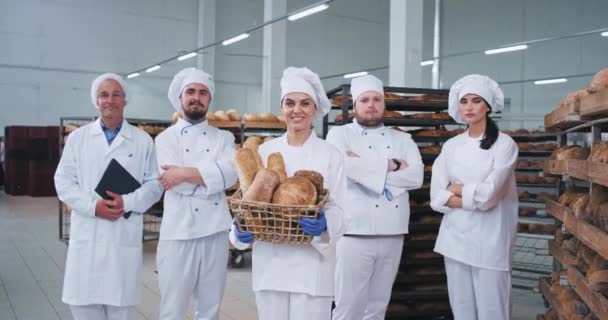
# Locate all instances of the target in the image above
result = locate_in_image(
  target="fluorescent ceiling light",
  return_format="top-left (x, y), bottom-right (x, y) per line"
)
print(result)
top-left (420, 60), bottom-right (434, 66)
top-left (222, 33), bottom-right (250, 46)
top-left (484, 44), bottom-right (528, 55)
top-left (177, 52), bottom-right (198, 61)
top-left (145, 65), bottom-right (161, 73)
top-left (126, 72), bottom-right (140, 79)
top-left (602, 31), bottom-right (608, 37)
top-left (288, 4), bottom-right (329, 21)
top-left (534, 78), bottom-right (567, 85)
top-left (343, 71), bottom-right (368, 79)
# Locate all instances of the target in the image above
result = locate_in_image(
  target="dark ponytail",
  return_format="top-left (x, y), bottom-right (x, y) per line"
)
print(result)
top-left (480, 112), bottom-right (499, 150)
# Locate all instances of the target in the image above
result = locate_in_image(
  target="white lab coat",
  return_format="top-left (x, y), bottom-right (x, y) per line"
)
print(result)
top-left (431, 131), bottom-right (518, 271)
top-left (232, 133), bottom-right (347, 296)
top-left (54, 119), bottom-right (163, 306)
top-left (326, 121), bottom-right (424, 235)
top-left (154, 118), bottom-right (238, 240)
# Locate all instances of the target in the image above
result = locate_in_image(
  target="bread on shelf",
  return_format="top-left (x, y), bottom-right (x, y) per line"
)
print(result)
top-left (588, 68), bottom-right (608, 94)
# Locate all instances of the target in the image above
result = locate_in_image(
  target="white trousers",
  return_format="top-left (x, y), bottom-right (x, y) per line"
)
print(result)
top-left (444, 257), bottom-right (511, 320)
top-left (255, 290), bottom-right (333, 320)
top-left (70, 304), bottom-right (131, 320)
top-left (332, 235), bottom-right (403, 320)
top-left (157, 231), bottom-right (229, 320)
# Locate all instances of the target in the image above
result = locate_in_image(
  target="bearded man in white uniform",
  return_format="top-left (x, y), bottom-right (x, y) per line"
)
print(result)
top-left (54, 73), bottom-right (164, 320)
top-left (326, 75), bottom-right (424, 320)
top-left (154, 67), bottom-right (238, 320)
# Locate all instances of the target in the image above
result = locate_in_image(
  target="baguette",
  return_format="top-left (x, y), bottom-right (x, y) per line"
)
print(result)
top-left (267, 153), bottom-right (287, 183)
top-left (235, 148), bottom-right (259, 193)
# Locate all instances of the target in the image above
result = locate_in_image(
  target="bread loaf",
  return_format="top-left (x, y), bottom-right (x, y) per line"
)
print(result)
top-left (384, 111), bottom-right (403, 118)
top-left (416, 129), bottom-right (444, 137)
top-left (420, 145), bottom-right (441, 154)
top-left (267, 153), bottom-right (287, 183)
top-left (243, 136), bottom-right (265, 170)
top-left (242, 168), bottom-right (280, 203)
top-left (171, 111), bottom-right (181, 124)
top-left (235, 148), bottom-right (259, 193)
top-left (272, 176), bottom-right (317, 206)
top-left (586, 185), bottom-right (608, 227)
top-left (572, 194), bottom-right (591, 221)
top-left (449, 128), bottom-right (465, 136)
top-left (259, 112), bottom-right (279, 122)
top-left (518, 206), bottom-right (537, 216)
top-left (263, 136), bottom-right (274, 143)
top-left (588, 143), bottom-right (608, 163)
top-left (294, 170), bottom-right (324, 195)
top-left (206, 113), bottom-right (217, 121)
top-left (244, 113), bottom-right (260, 121)
top-left (538, 192), bottom-right (558, 202)
top-left (384, 92), bottom-right (402, 100)
top-left (277, 115), bottom-right (286, 123)
top-left (214, 110), bottom-right (230, 121)
top-left (227, 109), bottom-right (241, 121)
top-left (556, 146), bottom-right (590, 160)
top-left (588, 68), bottom-right (608, 94)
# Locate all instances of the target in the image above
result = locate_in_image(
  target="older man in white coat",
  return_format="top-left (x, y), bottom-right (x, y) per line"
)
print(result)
top-left (54, 73), bottom-right (164, 320)
top-left (155, 67), bottom-right (238, 320)
top-left (327, 75), bottom-right (424, 320)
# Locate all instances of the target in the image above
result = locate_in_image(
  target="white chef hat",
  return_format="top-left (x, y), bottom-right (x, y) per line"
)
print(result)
top-left (168, 67), bottom-right (215, 112)
top-left (448, 74), bottom-right (504, 124)
top-left (91, 73), bottom-right (128, 109)
top-left (350, 74), bottom-right (384, 105)
top-left (280, 67), bottom-right (330, 121)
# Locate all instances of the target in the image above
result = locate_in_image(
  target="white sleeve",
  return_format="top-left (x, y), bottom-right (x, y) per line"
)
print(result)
top-left (122, 137), bottom-right (164, 214)
top-left (155, 132), bottom-right (200, 195)
top-left (196, 131), bottom-right (238, 195)
top-left (430, 146), bottom-right (457, 214)
top-left (311, 149), bottom-right (348, 256)
top-left (325, 127), bottom-right (387, 196)
top-left (461, 138), bottom-right (518, 212)
top-left (385, 137), bottom-right (424, 198)
top-left (54, 132), bottom-right (97, 218)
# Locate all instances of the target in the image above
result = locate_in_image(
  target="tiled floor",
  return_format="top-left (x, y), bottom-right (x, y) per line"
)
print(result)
top-left (0, 192), bottom-right (547, 320)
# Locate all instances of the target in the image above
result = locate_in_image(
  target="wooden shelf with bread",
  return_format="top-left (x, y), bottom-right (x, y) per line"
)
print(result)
top-left (58, 116), bottom-right (173, 243)
top-left (538, 67), bottom-right (608, 319)
top-left (242, 112), bottom-right (287, 133)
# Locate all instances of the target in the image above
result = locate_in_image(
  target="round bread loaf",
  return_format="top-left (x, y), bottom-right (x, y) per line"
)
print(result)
top-left (272, 176), bottom-right (317, 206)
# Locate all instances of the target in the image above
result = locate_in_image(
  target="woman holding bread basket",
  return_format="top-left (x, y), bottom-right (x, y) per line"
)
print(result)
top-left (230, 67), bottom-right (347, 320)
top-left (430, 74), bottom-right (518, 320)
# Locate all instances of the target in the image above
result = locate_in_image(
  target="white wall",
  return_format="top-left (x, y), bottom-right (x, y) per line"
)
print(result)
top-left (212, 0), bottom-right (264, 114)
top-left (439, 0), bottom-right (608, 129)
top-left (0, 0), bottom-right (199, 132)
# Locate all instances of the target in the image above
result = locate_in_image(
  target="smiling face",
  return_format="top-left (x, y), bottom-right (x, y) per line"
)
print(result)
top-left (97, 79), bottom-right (126, 120)
top-left (354, 90), bottom-right (385, 127)
top-left (180, 82), bottom-right (211, 121)
top-left (458, 93), bottom-right (491, 126)
top-left (281, 92), bottom-right (316, 133)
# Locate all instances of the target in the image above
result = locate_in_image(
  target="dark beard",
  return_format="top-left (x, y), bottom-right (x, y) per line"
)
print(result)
top-left (355, 114), bottom-right (383, 127)
top-left (183, 100), bottom-right (207, 121)
top-left (184, 109), bottom-right (207, 121)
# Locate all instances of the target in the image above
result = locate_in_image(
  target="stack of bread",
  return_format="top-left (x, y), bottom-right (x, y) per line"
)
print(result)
top-left (243, 112), bottom-right (285, 123)
top-left (231, 139), bottom-right (327, 243)
top-left (138, 124), bottom-right (165, 135)
top-left (414, 128), bottom-right (465, 138)
top-left (550, 145), bottom-right (590, 160)
top-left (206, 109), bottom-right (241, 122)
top-left (515, 174), bottom-right (558, 184)
top-left (587, 68), bottom-right (608, 94)
top-left (588, 143), bottom-right (608, 163)
top-left (406, 112), bottom-right (452, 120)
top-left (517, 142), bottom-right (557, 152)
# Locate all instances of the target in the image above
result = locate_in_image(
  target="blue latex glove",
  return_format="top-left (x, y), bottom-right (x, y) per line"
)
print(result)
top-left (233, 220), bottom-right (254, 244)
top-left (298, 210), bottom-right (328, 237)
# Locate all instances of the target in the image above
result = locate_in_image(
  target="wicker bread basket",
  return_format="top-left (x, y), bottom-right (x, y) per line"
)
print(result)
top-left (229, 188), bottom-right (329, 244)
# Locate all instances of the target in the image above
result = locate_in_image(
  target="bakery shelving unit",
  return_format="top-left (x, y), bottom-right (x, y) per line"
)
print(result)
top-left (505, 129), bottom-right (561, 290)
top-left (208, 119), bottom-right (244, 146)
top-left (539, 88), bottom-right (608, 320)
top-left (58, 117), bottom-right (171, 244)
top-left (326, 84), bottom-right (457, 319)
